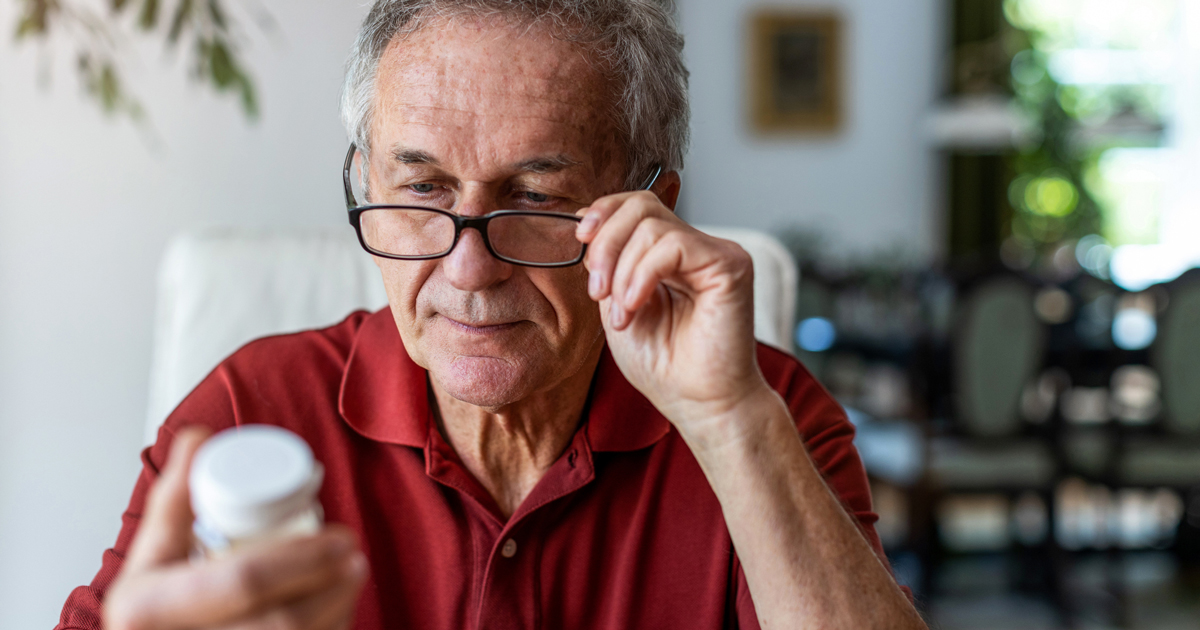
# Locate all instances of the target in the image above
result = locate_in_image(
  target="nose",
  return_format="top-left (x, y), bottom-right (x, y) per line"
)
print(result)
top-left (442, 222), bottom-right (513, 291)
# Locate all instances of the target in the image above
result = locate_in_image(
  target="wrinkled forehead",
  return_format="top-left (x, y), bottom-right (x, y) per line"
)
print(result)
top-left (370, 14), bottom-right (623, 170)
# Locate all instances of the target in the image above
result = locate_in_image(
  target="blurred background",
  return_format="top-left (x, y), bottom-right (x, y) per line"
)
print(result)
top-left (2, 0), bottom-right (1199, 628)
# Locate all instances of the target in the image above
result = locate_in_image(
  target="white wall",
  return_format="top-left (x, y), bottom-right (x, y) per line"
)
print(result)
top-left (0, 2), bottom-right (368, 627)
top-left (679, 0), bottom-right (942, 260)
top-left (0, 0), bottom-right (940, 627)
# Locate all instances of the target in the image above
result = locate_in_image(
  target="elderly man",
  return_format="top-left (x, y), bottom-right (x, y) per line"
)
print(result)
top-left (57, 1), bottom-right (924, 629)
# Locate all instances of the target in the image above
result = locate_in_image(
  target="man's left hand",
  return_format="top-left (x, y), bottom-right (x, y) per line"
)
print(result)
top-left (575, 191), bottom-right (774, 445)
top-left (577, 190), bottom-right (927, 630)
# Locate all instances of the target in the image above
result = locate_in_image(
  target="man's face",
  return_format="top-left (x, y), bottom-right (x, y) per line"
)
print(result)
top-left (368, 16), bottom-right (626, 409)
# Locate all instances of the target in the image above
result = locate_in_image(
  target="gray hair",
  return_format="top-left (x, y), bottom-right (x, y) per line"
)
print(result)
top-left (340, 0), bottom-right (689, 190)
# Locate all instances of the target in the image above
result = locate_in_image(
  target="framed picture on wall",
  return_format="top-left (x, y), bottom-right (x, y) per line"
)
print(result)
top-left (749, 10), bottom-right (843, 133)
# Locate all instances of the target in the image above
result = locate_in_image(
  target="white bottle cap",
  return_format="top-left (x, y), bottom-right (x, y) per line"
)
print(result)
top-left (190, 425), bottom-right (324, 540)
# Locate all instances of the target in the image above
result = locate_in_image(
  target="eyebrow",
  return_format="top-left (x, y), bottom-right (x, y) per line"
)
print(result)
top-left (387, 147), bottom-right (580, 174)
top-left (391, 148), bottom-right (439, 165)
top-left (513, 155), bottom-right (581, 173)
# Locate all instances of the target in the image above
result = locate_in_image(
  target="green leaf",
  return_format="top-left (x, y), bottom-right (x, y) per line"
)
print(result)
top-left (15, 16), bottom-right (38, 38)
top-left (207, 0), bottom-right (226, 30)
top-left (77, 53), bottom-right (121, 114)
top-left (99, 64), bottom-right (121, 110)
top-left (15, 0), bottom-right (52, 39)
top-left (209, 39), bottom-right (236, 87)
top-left (195, 36), bottom-right (259, 118)
top-left (238, 75), bottom-right (259, 118)
top-left (167, 0), bottom-right (193, 44)
top-left (137, 0), bottom-right (158, 30)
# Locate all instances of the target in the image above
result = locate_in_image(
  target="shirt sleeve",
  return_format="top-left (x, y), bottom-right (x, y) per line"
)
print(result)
top-left (53, 367), bottom-right (241, 630)
top-left (733, 345), bottom-right (909, 629)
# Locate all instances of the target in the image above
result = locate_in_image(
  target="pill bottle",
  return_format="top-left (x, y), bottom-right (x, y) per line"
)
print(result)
top-left (189, 425), bottom-right (324, 558)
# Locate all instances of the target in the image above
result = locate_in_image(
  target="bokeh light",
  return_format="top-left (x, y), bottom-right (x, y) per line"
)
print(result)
top-left (1024, 176), bottom-right (1080, 217)
top-left (796, 317), bottom-right (837, 352)
top-left (1112, 307), bottom-right (1157, 350)
top-left (1034, 287), bottom-right (1074, 323)
top-left (1075, 234), bottom-right (1114, 279)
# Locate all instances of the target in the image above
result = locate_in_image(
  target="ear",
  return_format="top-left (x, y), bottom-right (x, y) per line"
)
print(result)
top-left (654, 171), bottom-right (683, 212)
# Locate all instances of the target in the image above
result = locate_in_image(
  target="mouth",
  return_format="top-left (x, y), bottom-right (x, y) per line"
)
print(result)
top-left (440, 315), bottom-right (521, 335)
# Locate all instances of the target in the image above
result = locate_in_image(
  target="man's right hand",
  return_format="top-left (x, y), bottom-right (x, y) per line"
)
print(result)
top-left (104, 427), bottom-right (368, 630)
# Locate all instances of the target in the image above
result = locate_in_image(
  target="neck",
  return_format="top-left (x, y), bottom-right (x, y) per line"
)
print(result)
top-left (430, 345), bottom-right (603, 518)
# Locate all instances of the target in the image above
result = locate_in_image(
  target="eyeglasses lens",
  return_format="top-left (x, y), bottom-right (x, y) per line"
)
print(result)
top-left (488, 214), bottom-right (583, 264)
top-left (360, 209), bottom-right (456, 257)
top-left (359, 209), bottom-right (583, 264)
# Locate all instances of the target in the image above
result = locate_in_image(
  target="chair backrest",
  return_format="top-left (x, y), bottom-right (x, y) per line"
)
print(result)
top-left (694, 225), bottom-right (798, 354)
top-left (953, 276), bottom-right (1044, 438)
top-left (1153, 274), bottom-right (1200, 435)
top-left (145, 228), bottom-right (389, 444)
top-left (145, 225), bottom-right (798, 444)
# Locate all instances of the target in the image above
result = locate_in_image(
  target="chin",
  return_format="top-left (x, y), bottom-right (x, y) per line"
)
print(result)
top-left (432, 354), bottom-right (541, 409)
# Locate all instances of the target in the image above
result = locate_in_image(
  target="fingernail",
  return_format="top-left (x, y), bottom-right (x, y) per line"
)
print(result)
top-left (579, 214), bottom-right (598, 233)
top-left (624, 285), bottom-right (637, 305)
top-left (344, 552), bottom-right (368, 578)
top-left (609, 302), bottom-right (624, 328)
top-left (588, 271), bottom-right (601, 297)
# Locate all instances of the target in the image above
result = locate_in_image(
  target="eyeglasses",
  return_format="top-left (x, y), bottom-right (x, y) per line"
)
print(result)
top-left (343, 144), bottom-right (661, 268)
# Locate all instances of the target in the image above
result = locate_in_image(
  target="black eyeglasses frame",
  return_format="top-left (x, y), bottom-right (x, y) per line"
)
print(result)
top-left (342, 143), bottom-right (662, 268)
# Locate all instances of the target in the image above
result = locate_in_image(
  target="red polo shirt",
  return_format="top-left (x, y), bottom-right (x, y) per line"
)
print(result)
top-left (57, 308), bottom-right (890, 630)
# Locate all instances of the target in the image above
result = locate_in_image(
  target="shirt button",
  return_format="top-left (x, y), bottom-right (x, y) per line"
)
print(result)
top-left (501, 538), bottom-right (518, 558)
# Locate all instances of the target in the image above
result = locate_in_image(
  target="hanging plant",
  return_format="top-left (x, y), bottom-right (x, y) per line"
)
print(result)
top-left (14, 0), bottom-right (266, 121)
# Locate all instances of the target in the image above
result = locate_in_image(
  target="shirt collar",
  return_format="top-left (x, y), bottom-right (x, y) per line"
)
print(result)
top-left (338, 307), bottom-right (671, 452)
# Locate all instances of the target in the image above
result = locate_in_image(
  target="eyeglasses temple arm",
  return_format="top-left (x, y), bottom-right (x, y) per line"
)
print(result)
top-left (343, 143), bottom-right (359, 210)
top-left (639, 165), bottom-right (663, 192)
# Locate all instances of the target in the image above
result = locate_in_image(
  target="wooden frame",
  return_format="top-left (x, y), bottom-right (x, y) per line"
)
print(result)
top-left (749, 10), bottom-right (843, 133)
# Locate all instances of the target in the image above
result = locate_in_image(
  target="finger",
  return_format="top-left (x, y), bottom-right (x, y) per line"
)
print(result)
top-left (115, 528), bottom-right (361, 630)
top-left (617, 233), bottom-right (752, 329)
top-left (574, 191), bottom-right (643, 241)
top-left (619, 233), bottom-right (689, 326)
top-left (581, 193), bottom-right (674, 300)
top-left (216, 551), bottom-right (368, 630)
top-left (291, 560), bottom-right (367, 630)
top-left (578, 192), bottom-right (658, 298)
top-left (125, 426), bottom-right (211, 572)
top-left (608, 218), bottom-right (673, 316)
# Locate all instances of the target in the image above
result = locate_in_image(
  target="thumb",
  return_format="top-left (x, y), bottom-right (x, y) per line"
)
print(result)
top-left (125, 426), bottom-right (211, 572)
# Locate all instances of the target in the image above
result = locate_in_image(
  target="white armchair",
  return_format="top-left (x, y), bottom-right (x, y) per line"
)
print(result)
top-left (145, 225), bottom-right (797, 444)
